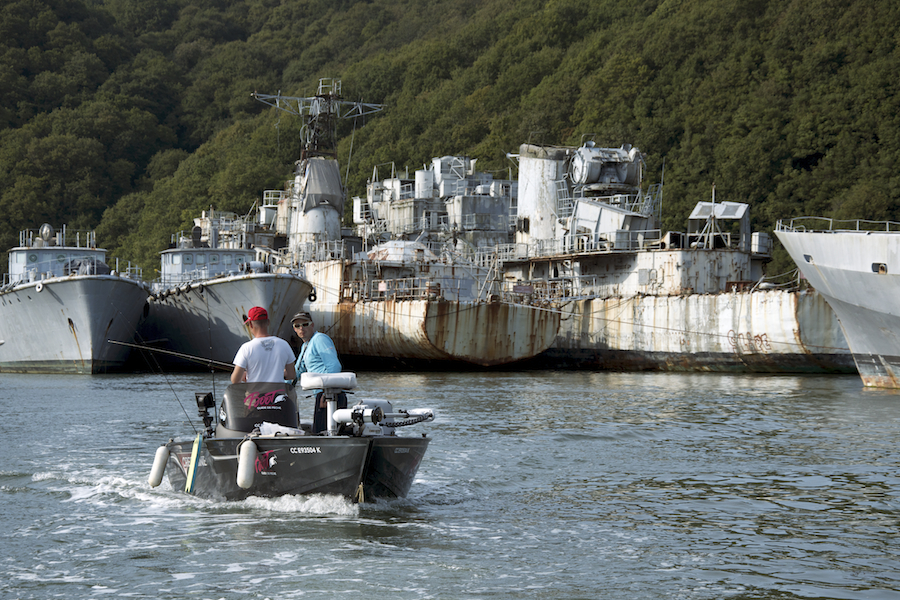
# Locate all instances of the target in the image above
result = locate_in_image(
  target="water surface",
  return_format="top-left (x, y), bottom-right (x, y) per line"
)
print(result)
top-left (1, 371), bottom-right (898, 599)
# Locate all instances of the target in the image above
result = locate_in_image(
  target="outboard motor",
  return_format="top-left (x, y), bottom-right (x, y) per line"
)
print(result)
top-left (217, 382), bottom-right (299, 437)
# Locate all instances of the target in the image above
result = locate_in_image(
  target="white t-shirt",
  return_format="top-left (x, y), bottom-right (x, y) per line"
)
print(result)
top-left (233, 336), bottom-right (295, 383)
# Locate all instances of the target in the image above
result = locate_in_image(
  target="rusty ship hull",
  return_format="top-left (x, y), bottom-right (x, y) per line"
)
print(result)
top-left (530, 289), bottom-right (853, 373)
top-left (302, 257), bottom-right (560, 368)
top-left (320, 298), bottom-right (559, 368)
top-left (499, 142), bottom-right (853, 374)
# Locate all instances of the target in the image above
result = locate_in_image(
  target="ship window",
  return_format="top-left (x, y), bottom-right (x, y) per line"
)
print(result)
top-left (235, 255), bottom-right (245, 264)
top-left (872, 262), bottom-right (888, 274)
top-left (56, 254), bottom-right (66, 263)
top-left (209, 254), bottom-right (219, 264)
top-left (172, 254), bottom-right (181, 265)
top-left (183, 253), bottom-right (193, 264)
top-left (803, 254), bottom-right (813, 263)
top-left (195, 253), bottom-right (206, 265)
top-left (13, 252), bottom-right (24, 265)
top-left (222, 254), bottom-right (232, 265)
top-left (28, 253), bottom-right (38, 263)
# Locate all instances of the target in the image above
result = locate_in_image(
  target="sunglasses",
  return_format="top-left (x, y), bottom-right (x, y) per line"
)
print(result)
top-left (293, 322), bottom-right (312, 328)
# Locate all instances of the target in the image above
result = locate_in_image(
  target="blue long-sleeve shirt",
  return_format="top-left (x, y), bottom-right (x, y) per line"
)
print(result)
top-left (295, 331), bottom-right (342, 376)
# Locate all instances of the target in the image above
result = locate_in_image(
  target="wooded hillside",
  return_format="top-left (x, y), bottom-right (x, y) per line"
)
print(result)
top-left (2, 0), bottom-right (898, 276)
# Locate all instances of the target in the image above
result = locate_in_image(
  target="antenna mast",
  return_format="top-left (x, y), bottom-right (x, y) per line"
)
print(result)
top-left (251, 78), bottom-right (384, 160)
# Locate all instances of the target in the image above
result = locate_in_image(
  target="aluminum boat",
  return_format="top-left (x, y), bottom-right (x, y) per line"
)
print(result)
top-left (149, 373), bottom-right (434, 501)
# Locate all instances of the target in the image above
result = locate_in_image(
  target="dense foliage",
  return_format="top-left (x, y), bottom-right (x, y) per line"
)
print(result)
top-left (2, 0), bottom-right (898, 276)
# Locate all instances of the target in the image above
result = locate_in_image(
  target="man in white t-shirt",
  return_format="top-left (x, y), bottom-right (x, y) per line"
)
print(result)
top-left (231, 306), bottom-right (296, 384)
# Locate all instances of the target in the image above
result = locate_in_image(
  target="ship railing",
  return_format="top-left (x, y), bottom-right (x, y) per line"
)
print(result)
top-left (263, 189), bottom-right (285, 204)
top-left (156, 267), bottom-right (213, 287)
top-left (173, 214), bottom-right (248, 250)
top-left (483, 229), bottom-right (663, 262)
top-left (776, 216), bottom-right (900, 233)
top-left (345, 276), bottom-right (449, 301)
top-left (19, 226), bottom-right (97, 249)
top-left (398, 182), bottom-right (414, 201)
top-left (501, 276), bottom-right (620, 302)
top-left (111, 259), bottom-right (143, 280)
top-left (264, 247), bottom-right (297, 271)
top-left (154, 262), bottom-right (270, 287)
top-left (292, 240), bottom-right (350, 263)
top-left (556, 179), bottom-right (574, 220)
top-left (459, 213), bottom-right (509, 231)
top-left (362, 218), bottom-right (389, 237)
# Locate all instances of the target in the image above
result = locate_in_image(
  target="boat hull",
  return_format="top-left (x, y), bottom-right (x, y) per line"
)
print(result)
top-left (135, 273), bottom-right (312, 370)
top-left (529, 289), bottom-right (854, 373)
top-left (776, 228), bottom-right (900, 387)
top-left (165, 436), bottom-right (371, 501)
top-left (163, 434), bottom-right (429, 501)
top-left (362, 436), bottom-right (430, 499)
top-left (0, 276), bottom-right (149, 374)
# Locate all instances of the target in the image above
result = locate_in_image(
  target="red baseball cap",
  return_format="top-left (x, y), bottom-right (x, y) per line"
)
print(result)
top-left (244, 306), bottom-right (268, 323)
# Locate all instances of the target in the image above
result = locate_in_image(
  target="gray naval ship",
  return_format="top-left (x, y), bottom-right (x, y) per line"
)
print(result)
top-left (777, 217), bottom-right (900, 388)
top-left (0, 224), bottom-right (149, 373)
top-left (133, 210), bottom-right (314, 371)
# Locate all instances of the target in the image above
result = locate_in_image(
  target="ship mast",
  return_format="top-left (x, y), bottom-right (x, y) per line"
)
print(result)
top-left (251, 79), bottom-right (385, 251)
top-left (251, 78), bottom-right (384, 160)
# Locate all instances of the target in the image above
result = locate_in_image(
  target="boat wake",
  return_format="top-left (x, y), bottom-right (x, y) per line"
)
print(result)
top-left (240, 493), bottom-right (359, 516)
top-left (27, 467), bottom-right (366, 517)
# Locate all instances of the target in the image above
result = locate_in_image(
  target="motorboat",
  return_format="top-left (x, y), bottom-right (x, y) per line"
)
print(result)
top-left (149, 373), bottom-right (434, 501)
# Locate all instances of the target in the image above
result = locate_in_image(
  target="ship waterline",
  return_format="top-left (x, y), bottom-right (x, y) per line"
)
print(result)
top-left (318, 298), bottom-right (560, 367)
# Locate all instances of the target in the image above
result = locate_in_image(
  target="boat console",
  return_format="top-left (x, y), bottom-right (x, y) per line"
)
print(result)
top-left (215, 382), bottom-right (299, 437)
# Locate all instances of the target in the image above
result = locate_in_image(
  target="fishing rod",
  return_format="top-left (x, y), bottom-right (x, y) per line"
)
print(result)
top-left (107, 339), bottom-right (234, 371)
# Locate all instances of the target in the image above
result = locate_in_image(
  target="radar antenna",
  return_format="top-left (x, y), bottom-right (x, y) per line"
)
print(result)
top-left (251, 78), bottom-right (384, 159)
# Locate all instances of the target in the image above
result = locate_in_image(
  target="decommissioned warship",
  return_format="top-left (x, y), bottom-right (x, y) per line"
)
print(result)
top-left (0, 224), bottom-right (149, 373)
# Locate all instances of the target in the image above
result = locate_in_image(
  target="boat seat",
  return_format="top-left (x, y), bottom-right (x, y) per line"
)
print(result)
top-left (299, 372), bottom-right (357, 391)
top-left (216, 382), bottom-right (299, 437)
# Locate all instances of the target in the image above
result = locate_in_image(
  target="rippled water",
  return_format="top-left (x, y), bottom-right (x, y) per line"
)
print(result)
top-left (2, 371), bottom-right (899, 599)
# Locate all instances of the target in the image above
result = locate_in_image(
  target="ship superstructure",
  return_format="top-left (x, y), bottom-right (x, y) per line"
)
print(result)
top-left (252, 79), bottom-right (560, 368)
top-left (485, 142), bottom-right (851, 372)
